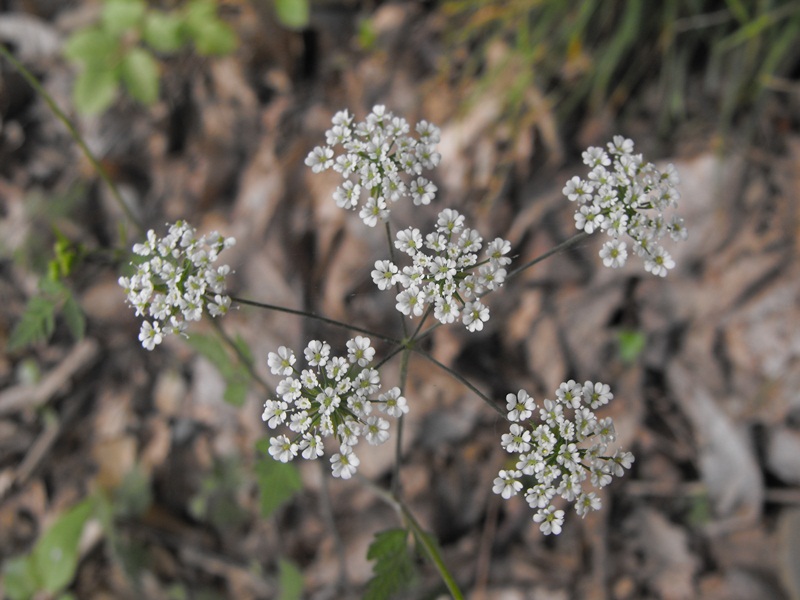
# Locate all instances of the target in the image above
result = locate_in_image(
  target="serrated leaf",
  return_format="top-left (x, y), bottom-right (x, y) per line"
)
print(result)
top-left (364, 528), bottom-right (416, 600)
top-left (8, 296), bottom-right (58, 351)
top-left (143, 11), bottom-right (186, 53)
top-left (278, 558), bottom-right (304, 600)
top-left (275, 0), bottom-right (309, 30)
top-left (73, 68), bottom-right (119, 114)
top-left (2, 555), bottom-right (40, 600)
top-left (102, 0), bottom-right (146, 36)
top-left (61, 291), bottom-right (86, 342)
top-left (63, 29), bottom-right (118, 67)
top-left (32, 498), bottom-right (94, 593)
top-left (254, 442), bottom-right (302, 517)
top-left (121, 47), bottom-right (159, 104)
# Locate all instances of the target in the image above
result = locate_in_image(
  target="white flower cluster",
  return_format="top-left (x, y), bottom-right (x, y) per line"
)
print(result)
top-left (562, 136), bottom-right (687, 277)
top-left (493, 380), bottom-right (634, 535)
top-left (119, 221), bottom-right (235, 350)
top-left (371, 208), bottom-right (511, 331)
top-left (304, 105), bottom-right (442, 226)
top-left (262, 336), bottom-right (409, 479)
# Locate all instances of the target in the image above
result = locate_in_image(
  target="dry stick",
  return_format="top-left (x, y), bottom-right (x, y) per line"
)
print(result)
top-left (0, 44), bottom-right (144, 235)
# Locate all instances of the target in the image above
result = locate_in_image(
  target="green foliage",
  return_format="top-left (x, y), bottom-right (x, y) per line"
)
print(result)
top-left (364, 528), bottom-right (417, 600)
top-left (8, 276), bottom-right (85, 352)
top-left (2, 498), bottom-right (95, 600)
top-left (64, 0), bottom-right (237, 114)
top-left (254, 438), bottom-right (302, 517)
top-left (616, 328), bottom-right (646, 364)
top-left (273, 0), bottom-right (310, 30)
top-left (184, 333), bottom-right (252, 406)
top-left (441, 0), bottom-right (800, 137)
top-left (277, 558), bottom-right (304, 600)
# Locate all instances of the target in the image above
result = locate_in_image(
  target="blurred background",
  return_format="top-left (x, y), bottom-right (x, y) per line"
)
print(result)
top-left (1, 1), bottom-right (800, 598)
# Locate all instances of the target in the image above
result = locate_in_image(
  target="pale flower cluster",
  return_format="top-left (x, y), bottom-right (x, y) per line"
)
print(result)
top-left (262, 336), bottom-right (409, 479)
top-left (493, 380), bottom-right (634, 535)
top-left (304, 105), bottom-right (441, 226)
top-left (563, 136), bottom-right (687, 277)
top-left (371, 208), bottom-right (511, 331)
top-left (118, 221), bottom-right (235, 350)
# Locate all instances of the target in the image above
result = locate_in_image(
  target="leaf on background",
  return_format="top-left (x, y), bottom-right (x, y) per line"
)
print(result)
top-left (121, 47), bottom-right (160, 104)
top-left (185, 333), bottom-right (251, 405)
top-left (8, 295), bottom-right (57, 351)
top-left (61, 291), bottom-right (86, 342)
top-left (73, 68), bottom-right (119, 114)
top-left (63, 29), bottom-right (118, 67)
top-left (2, 555), bottom-right (40, 600)
top-left (364, 528), bottom-right (416, 600)
top-left (101, 0), bottom-right (147, 36)
top-left (31, 498), bottom-right (95, 593)
top-left (274, 0), bottom-right (310, 30)
top-left (143, 11), bottom-right (185, 53)
top-left (254, 439), bottom-right (302, 517)
top-left (184, 0), bottom-right (237, 55)
top-left (617, 329), bottom-right (646, 364)
top-left (278, 558), bottom-right (304, 600)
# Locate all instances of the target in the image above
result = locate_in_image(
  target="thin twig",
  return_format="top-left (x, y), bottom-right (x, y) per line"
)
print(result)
top-left (231, 296), bottom-right (400, 344)
top-left (506, 231), bottom-right (591, 280)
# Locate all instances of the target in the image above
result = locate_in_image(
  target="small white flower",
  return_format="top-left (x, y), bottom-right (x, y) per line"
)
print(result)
top-left (305, 146), bottom-right (334, 173)
top-left (269, 435), bottom-right (298, 463)
top-left (268, 346), bottom-right (296, 376)
top-left (331, 446), bottom-right (360, 479)
top-left (493, 470), bottom-right (523, 499)
top-left (533, 505), bottom-right (565, 535)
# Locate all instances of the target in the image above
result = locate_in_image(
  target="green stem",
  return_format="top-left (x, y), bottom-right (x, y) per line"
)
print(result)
top-left (392, 348), bottom-right (411, 497)
top-left (401, 502), bottom-right (464, 600)
top-left (230, 296), bottom-right (400, 344)
top-left (358, 477), bottom-right (464, 600)
top-left (0, 44), bottom-right (144, 235)
top-left (506, 231), bottom-right (591, 280)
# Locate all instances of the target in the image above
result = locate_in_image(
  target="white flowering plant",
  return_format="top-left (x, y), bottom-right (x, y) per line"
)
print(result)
top-left (117, 105), bottom-right (686, 598)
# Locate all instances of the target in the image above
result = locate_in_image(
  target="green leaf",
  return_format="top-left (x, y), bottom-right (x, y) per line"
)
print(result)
top-left (61, 291), bottom-right (86, 342)
top-left (185, 333), bottom-right (235, 378)
top-left (8, 295), bottom-right (58, 351)
top-left (31, 498), bottom-right (94, 593)
top-left (223, 377), bottom-right (248, 407)
top-left (63, 29), bottom-right (119, 67)
top-left (102, 0), bottom-right (147, 36)
top-left (254, 440), bottom-right (302, 517)
top-left (121, 47), bottom-right (160, 104)
top-left (73, 68), bottom-right (119, 114)
top-left (191, 20), bottom-right (237, 56)
top-left (278, 558), bottom-right (304, 600)
top-left (617, 329), bottom-right (646, 364)
top-left (364, 528), bottom-right (416, 600)
top-left (274, 0), bottom-right (309, 30)
top-left (143, 11), bottom-right (186, 53)
top-left (2, 555), bottom-right (40, 600)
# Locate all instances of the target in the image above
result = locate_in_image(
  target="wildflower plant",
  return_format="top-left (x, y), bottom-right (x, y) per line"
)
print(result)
top-left (263, 337), bottom-right (408, 479)
top-left (112, 106), bottom-right (686, 596)
top-left (118, 220), bottom-right (235, 350)
top-left (494, 381), bottom-right (634, 535)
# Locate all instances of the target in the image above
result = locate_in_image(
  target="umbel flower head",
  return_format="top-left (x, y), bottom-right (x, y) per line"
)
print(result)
top-left (262, 336), bottom-right (409, 479)
top-left (118, 220), bottom-right (236, 350)
top-left (305, 105), bottom-right (442, 226)
top-left (371, 208), bottom-right (511, 331)
top-left (493, 380), bottom-right (634, 535)
top-left (563, 136), bottom-right (687, 277)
